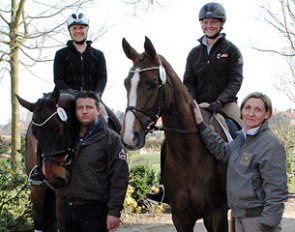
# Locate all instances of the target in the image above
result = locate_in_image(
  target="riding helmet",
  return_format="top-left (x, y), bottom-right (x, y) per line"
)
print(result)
top-left (199, 2), bottom-right (226, 22)
top-left (67, 13), bottom-right (89, 28)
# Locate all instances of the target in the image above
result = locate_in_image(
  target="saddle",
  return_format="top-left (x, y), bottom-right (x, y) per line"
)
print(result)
top-left (200, 103), bottom-right (241, 142)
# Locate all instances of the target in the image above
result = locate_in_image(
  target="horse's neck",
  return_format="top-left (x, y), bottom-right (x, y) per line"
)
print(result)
top-left (162, 89), bottom-right (195, 131)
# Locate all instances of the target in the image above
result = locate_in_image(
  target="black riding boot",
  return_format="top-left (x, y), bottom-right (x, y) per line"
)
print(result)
top-left (146, 184), bottom-right (167, 205)
top-left (146, 142), bottom-right (169, 205)
top-left (29, 153), bottom-right (45, 185)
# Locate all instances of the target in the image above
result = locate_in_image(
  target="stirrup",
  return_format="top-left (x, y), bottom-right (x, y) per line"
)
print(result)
top-left (146, 184), bottom-right (165, 205)
top-left (28, 165), bottom-right (45, 186)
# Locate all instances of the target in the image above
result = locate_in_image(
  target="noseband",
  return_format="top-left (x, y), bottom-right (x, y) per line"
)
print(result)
top-left (42, 148), bottom-right (74, 170)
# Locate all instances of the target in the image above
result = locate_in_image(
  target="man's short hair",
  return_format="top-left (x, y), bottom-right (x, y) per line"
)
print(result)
top-left (75, 91), bottom-right (100, 108)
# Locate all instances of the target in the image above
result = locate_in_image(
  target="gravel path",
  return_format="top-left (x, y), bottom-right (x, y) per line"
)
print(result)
top-left (115, 198), bottom-right (295, 232)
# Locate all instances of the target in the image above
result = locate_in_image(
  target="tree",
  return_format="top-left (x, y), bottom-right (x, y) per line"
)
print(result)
top-left (121, 0), bottom-right (163, 14)
top-left (0, 0), bottom-right (159, 171)
top-left (0, 0), bottom-right (94, 171)
top-left (258, 0), bottom-right (295, 104)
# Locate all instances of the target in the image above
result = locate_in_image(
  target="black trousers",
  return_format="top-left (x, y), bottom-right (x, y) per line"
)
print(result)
top-left (61, 202), bottom-right (108, 232)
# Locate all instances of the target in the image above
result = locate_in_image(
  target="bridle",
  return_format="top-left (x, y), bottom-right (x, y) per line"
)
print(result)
top-left (31, 106), bottom-right (68, 127)
top-left (125, 66), bottom-right (167, 134)
top-left (32, 105), bottom-right (75, 168)
top-left (42, 148), bottom-right (74, 170)
top-left (125, 65), bottom-right (197, 134)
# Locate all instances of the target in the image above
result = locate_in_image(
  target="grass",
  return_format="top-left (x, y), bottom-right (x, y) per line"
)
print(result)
top-left (129, 152), bottom-right (161, 174)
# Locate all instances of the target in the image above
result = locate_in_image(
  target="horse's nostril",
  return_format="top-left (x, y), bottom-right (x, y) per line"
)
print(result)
top-left (133, 132), bottom-right (140, 147)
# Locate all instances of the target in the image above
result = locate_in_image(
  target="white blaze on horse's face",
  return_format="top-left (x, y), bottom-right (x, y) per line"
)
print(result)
top-left (123, 68), bottom-right (140, 146)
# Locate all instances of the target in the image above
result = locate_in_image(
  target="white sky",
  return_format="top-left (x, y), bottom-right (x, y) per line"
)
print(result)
top-left (1, 0), bottom-right (294, 125)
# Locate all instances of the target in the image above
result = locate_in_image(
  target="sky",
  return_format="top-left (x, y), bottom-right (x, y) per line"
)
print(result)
top-left (1, 0), bottom-right (294, 125)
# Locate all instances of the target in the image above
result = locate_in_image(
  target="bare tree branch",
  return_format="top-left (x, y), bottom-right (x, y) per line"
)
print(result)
top-left (259, 0), bottom-right (295, 104)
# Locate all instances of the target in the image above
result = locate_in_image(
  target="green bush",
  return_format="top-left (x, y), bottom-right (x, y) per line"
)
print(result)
top-left (127, 164), bottom-right (157, 213)
top-left (272, 126), bottom-right (295, 193)
top-left (0, 159), bottom-right (33, 231)
top-left (0, 136), bottom-right (9, 154)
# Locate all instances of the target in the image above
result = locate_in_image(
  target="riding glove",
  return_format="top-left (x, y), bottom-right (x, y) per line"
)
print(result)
top-left (205, 100), bottom-right (222, 113)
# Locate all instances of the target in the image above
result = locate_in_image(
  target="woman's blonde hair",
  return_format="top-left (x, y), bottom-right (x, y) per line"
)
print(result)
top-left (240, 92), bottom-right (273, 119)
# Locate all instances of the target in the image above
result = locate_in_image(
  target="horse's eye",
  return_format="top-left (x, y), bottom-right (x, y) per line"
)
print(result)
top-left (147, 80), bottom-right (158, 90)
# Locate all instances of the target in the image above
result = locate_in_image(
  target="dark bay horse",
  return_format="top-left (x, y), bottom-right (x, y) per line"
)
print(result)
top-left (121, 37), bottom-right (230, 232)
top-left (17, 87), bottom-right (121, 231)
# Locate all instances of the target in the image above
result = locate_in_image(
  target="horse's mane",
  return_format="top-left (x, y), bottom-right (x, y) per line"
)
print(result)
top-left (158, 54), bottom-right (195, 116)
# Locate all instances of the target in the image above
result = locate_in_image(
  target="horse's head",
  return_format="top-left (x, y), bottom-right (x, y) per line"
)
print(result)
top-left (16, 86), bottom-right (77, 188)
top-left (121, 36), bottom-right (174, 150)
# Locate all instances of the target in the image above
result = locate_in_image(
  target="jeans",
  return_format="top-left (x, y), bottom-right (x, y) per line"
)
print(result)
top-left (61, 202), bottom-right (108, 232)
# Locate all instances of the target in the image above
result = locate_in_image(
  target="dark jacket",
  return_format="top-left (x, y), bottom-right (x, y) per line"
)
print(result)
top-left (64, 121), bottom-right (129, 217)
top-left (198, 121), bottom-right (288, 228)
top-left (183, 34), bottom-right (243, 105)
top-left (54, 40), bottom-right (107, 95)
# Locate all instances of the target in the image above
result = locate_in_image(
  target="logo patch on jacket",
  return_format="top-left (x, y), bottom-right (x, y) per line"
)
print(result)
top-left (240, 152), bottom-right (253, 166)
top-left (118, 149), bottom-right (126, 160)
top-left (216, 53), bottom-right (228, 59)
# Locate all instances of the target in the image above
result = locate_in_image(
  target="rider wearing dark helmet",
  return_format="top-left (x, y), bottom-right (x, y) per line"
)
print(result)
top-left (184, 2), bottom-right (243, 118)
top-left (147, 2), bottom-right (244, 205)
top-left (29, 13), bottom-right (108, 185)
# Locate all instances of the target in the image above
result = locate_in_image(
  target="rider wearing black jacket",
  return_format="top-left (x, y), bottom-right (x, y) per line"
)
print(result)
top-left (54, 40), bottom-right (107, 95)
top-left (146, 2), bottom-right (244, 205)
top-left (29, 13), bottom-right (107, 185)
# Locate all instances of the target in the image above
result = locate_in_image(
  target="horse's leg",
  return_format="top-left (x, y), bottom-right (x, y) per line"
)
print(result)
top-left (56, 195), bottom-right (65, 230)
top-left (31, 185), bottom-right (47, 231)
top-left (170, 203), bottom-right (196, 232)
top-left (203, 208), bottom-right (228, 232)
top-left (31, 185), bottom-right (57, 232)
top-left (42, 187), bottom-right (57, 232)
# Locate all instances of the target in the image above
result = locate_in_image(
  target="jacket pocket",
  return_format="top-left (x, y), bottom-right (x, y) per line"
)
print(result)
top-left (252, 176), bottom-right (264, 201)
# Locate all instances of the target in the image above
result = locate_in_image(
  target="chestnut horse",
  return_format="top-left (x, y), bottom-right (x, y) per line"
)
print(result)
top-left (121, 37), bottom-right (230, 232)
top-left (17, 87), bottom-right (121, 231)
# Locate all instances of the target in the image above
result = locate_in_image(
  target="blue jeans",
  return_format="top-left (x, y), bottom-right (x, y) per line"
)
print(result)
top-left (61, 202), bottom-right (108, 232)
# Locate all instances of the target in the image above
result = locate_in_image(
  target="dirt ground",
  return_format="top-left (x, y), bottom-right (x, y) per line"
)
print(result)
top-left (115, 197), bottom-right (295, 232)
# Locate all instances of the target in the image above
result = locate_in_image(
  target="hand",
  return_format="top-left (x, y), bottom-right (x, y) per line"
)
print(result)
top-left (192, 100), bottom-right (204, 124)
top-left (106, 214), bottom-right (120, 230)
top-left (205, 100), bottom-right (222, 113)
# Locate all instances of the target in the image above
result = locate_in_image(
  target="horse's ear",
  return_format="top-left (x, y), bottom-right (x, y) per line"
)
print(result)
top-left (16, 94), bottom-right (35, 112)
top-left (144, 36), bottom-right (157, 60)
top-left (122, 38), bottom-right (138, 61)
top-left (50, 86), bottom-right (60, 105)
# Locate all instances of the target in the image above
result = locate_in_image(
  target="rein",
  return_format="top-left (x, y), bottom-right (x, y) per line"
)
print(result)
top-left (153, 124), bottom-right (198, 134)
